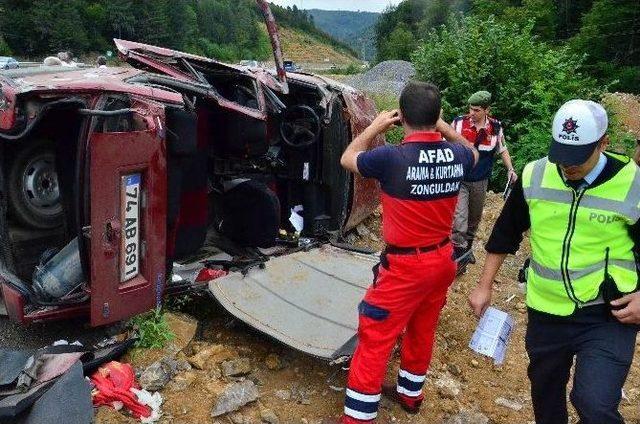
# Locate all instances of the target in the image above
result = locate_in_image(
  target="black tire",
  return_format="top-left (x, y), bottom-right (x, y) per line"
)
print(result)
top-left (7, 140), bottom-right (64, 229)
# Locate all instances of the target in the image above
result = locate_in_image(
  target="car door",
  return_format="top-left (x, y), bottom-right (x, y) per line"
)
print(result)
top-left (341, 90), bottom-right (384, 231)
top-left (86, 95), bottom-right (167, 326)
top-left (208, 244), bottom-right (378, 361)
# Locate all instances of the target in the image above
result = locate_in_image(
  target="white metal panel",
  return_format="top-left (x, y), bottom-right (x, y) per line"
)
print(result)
top-left (209, 245), bottom-right (378, 359)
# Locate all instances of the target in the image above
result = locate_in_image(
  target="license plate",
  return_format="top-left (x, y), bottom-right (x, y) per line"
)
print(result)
top-left (121, 174), bottom-right (141, 282)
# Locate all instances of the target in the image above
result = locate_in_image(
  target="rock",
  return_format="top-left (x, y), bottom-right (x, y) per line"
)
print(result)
top-left (516, 302), bottom-right (527, 313)
top-left (434, 375), bottom-right (461, 399)
top-left (444, 409), bottom-right (490, 424)
top-left (345, 233), bottom-right (358, 245)
top-left (188, 344), bottom-right (219, 369)
top-left (356, 224), bottom-right (370, 237)
top-left (166, 370), bottom-right (197, 392)
top-left (230, 413), bottom-right (245, 424)
top-left (211, 380), bottom-right (260, 417)
top-left (495, 397), bottom-right (524, 411)
top-left (264, 353), bottom-right (284, 371)
top-left (447, 364), bottom-right (462, 377)
top-left (222, 358), bottom-right (252, 377)
top-left (470, 359), bottom-right (480, 368)
top-left (176, 359), bottom-right (192, 372)
top-left (139, 358), bottom-right (177, 391)
top-left (188, 344), bottom-right (234, 370)
top-left (248, 372), bottom-right (265, 386)
top-left (260, 407), bottom-right (280, 424)
top-left (345, 60), bottom-right (416, 96)
top-left (274, 389), bottom-right (292, 400)
top-left (164, 357), bottom-right (179, 372)
top-left (189, 341), bottom-right (211, 355)
top-left (163, 312), bottom-right (198, 355)
top-left (208, 367), bottom-right (223, 380)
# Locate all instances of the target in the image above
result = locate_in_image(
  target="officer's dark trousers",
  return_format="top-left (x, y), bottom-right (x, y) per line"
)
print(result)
top-left (526, 306), bottom-right (638, 424)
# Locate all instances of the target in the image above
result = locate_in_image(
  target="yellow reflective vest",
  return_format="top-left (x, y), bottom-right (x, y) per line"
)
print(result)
top-left (522, 153), bottom-right (640, 315)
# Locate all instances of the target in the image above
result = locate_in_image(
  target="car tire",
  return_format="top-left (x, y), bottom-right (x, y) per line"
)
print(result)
top-left (8, 140), bottom-right (64, 229)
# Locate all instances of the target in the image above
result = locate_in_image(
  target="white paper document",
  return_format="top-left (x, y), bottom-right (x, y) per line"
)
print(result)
top-left (289, 205), bottom-right (304, 232)
top-left (469, 307), bottom-right (514, 365)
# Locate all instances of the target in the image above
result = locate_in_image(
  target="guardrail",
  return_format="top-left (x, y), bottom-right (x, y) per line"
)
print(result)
top-left (17, 62), bottom-right (42, 68)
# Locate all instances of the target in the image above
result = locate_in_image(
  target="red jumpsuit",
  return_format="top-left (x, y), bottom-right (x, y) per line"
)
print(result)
top-left (343, 131), bottom-right (475, 423)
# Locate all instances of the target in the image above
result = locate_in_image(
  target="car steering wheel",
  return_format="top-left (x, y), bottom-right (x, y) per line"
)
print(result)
top-left (279, 105), bottom-right (321, 149)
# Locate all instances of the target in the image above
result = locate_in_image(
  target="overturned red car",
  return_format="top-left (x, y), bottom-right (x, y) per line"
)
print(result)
top-left (0, 1), bottom-right (381, 360)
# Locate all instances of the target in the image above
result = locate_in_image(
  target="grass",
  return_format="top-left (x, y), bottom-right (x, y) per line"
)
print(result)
top-left (129, 308), bottom-right (175, 349)
top-left (369, 92), bottom-right (404, 145)
top-left (276, 26), bottom-right (359, 66)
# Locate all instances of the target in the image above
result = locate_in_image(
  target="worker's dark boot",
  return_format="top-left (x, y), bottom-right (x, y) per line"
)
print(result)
top-left (381, 383), bottom-right (422, 414)
top-left (452, 246), bottom-right (467, 262)
top-left (468, 249), bottom-right (476, 264)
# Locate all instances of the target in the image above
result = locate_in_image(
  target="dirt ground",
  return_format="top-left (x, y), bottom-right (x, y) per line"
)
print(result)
top-left (605, 92), bottom-right (640, 138)
top-left (94, 193), bottom-right (640, 424)
top-left (95, 94), bottom-right (640, 424)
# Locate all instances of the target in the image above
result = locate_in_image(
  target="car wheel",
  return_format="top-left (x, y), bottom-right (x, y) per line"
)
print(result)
top-left (8, 140), bottom-right (64, 229)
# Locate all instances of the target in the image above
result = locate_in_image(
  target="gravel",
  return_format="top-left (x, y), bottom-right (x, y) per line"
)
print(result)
top-left (345, 60), bottom-right (416, 96)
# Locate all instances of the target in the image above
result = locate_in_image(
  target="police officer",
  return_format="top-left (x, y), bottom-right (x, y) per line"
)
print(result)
top-left (324, 81), bottom-right (477, 424)
top-left (469, 99), bottom-right (640, 424)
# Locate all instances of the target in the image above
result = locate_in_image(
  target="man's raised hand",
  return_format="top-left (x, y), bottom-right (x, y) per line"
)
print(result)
top-left (370, 109), bottom-right (402, 135)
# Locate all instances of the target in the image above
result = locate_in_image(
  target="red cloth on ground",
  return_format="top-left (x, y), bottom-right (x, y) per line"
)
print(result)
top-left (90, 361), bottom-right (151, 419)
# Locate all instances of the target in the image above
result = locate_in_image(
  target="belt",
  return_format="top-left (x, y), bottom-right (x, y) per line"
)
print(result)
top-left (385, 238), bottom-right (450, 255)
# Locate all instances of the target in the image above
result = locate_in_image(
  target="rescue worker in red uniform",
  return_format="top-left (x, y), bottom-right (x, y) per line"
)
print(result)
top-left (324, 82), bottom-right (478, 423)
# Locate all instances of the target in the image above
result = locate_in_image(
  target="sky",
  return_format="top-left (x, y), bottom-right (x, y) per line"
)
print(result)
top-left (269, 0), bottom-right (402, 13)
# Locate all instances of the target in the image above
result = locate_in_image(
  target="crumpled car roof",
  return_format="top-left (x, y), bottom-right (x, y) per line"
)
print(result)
top-left (0, 66), bottom-right (182, 103)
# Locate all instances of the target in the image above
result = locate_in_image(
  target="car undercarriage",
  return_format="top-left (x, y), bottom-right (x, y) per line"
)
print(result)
top-left (0, 0), bottom-right (382, 361)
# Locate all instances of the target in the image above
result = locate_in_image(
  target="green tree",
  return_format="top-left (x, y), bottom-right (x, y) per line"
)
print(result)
top-left (375, 0), bottom-right (470, 62)
top-left (0, 35), bottom-right (10, 55)
top-left (166, 1), bottom-right (199, 51)
top-left (413, 15), bottom-right (600, 187)
top-left (0, 0), bottom-right (38, 56)
top-left (105, 0), bottom-right (136, 40)
top-left (571, 0), bottom-right (640, 92)
top-left (0, 0), bottom-right (349, 64)
top-left (555, 0), bottom-right (594, 40)
top-left (378, 23), bottom-right (417, 61)
top-left (29, 0), bottom-right (90, 54)
top-left (0, 2), bottom-right (10, 55)
top-left (134, 0), bottom-right (172, 47)
top-left (472, 0), bottom-right (557, 41)
top-left (82, 2), bottom-right (110, 52)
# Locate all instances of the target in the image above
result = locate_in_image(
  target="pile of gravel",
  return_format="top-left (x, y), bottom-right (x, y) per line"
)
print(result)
top-left (345, 60), bottom-right (416, 96)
